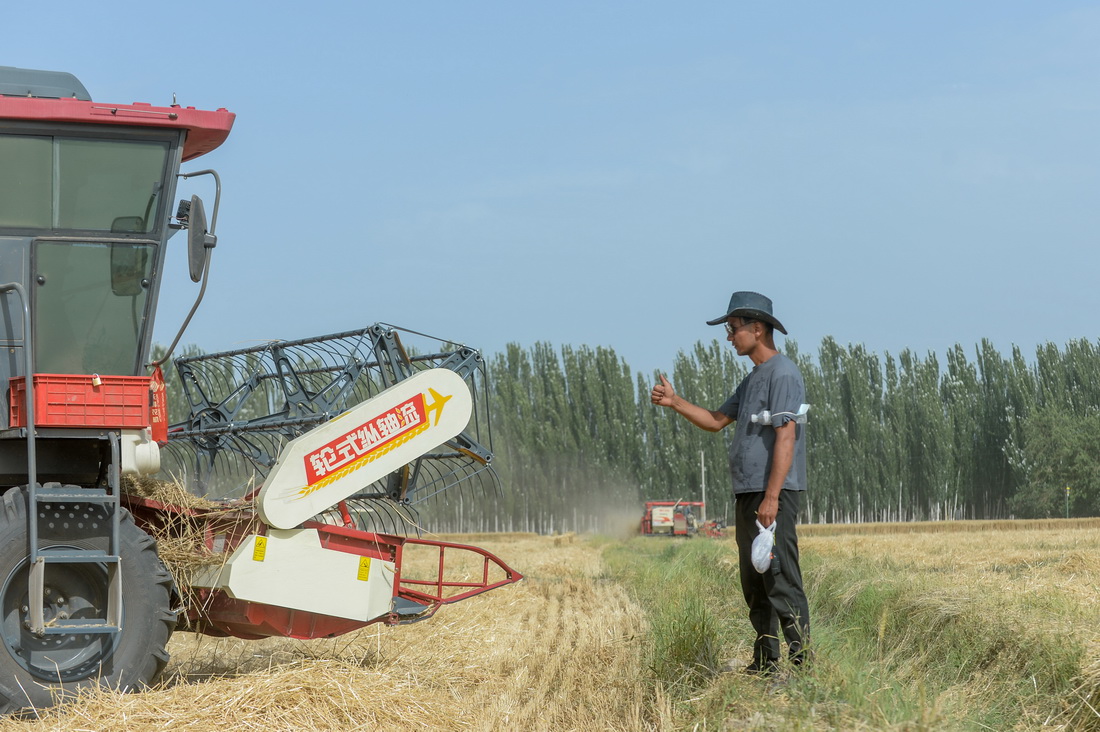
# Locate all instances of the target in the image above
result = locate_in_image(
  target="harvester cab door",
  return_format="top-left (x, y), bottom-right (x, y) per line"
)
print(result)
top-left (33, 240), bottom-right (157, 375)
top-left (2, 131), bottom-right (178, 379)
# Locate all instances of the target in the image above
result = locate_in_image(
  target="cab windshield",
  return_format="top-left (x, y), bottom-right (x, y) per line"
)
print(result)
top-left (0, 135), bottom-right (170, 232)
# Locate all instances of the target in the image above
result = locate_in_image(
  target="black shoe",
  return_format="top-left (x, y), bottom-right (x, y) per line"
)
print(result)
top-left (743, 659), bottom-right (779, 677)
top-left (789, 648), bottom-right (813, 669)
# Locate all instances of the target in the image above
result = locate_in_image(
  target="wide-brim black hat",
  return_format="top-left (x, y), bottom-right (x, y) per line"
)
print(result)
top-left (706, 291), bottom-right (788, 334)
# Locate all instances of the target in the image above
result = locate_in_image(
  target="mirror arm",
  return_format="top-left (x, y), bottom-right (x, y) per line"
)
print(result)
top-left (151, 169), bottom-right (222, 369)
top-left (151, 252), bottom-right (212, 369)
top-left (180, 169), bottom-right (222, 231)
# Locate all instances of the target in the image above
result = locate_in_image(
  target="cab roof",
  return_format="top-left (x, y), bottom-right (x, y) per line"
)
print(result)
top-left (0, 66), bottom-right (234, 161)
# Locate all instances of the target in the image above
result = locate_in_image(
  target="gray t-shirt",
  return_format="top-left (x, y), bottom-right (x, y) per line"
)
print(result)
top-left (717, 353), bottom-right (807, 494)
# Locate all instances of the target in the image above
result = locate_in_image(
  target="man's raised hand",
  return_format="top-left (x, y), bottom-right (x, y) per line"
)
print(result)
top-left (650, 374), bottom-right (676, 407)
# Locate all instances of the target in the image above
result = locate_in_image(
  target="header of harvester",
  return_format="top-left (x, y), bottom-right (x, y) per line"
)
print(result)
top-left (0, 65), bottom-right (234, 160)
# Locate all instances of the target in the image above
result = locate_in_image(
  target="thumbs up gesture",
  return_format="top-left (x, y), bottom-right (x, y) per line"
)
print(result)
top-left (650, 374), bottom-right (676, 407)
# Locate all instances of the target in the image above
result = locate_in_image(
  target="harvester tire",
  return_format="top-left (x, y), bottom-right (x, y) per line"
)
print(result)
top-left (0, 486), bottom-right (176, 714)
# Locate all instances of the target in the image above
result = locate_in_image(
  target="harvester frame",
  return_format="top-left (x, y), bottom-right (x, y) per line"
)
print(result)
top-left (0, 66), bottom-right (521, 713)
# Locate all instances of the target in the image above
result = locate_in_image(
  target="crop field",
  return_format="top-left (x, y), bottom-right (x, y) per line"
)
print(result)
top-left (0, 521), bottom-right (1097, 731)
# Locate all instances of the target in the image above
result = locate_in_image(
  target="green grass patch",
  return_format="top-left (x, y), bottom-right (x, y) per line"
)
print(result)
top-left (603, 539), bottom-right (736, 689)
top-left (804, 551), bottom-right (1085, 728)
top-left (600, 533), bottom-right (1094, 730)
top-left (648, 594), bottom-right (721, 687)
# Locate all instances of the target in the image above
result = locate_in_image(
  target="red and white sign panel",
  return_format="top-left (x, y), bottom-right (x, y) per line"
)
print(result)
top-left (258, 369), bottom-right (473, 530)
top-left (304, 392), bottom-right (427, 486)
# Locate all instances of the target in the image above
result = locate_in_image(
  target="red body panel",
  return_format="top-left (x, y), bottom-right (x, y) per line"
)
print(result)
top-left (0, 96), bottom-right (234, 160)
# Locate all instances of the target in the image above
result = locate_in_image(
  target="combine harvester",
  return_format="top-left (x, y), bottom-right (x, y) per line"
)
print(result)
top-left (640, 500), bottom-right (724, 538)
top-left (0, 66), bottom-right (520, 712)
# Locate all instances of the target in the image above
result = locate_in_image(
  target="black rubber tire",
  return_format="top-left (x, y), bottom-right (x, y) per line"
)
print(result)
top-left (0, 486), bottom-right (176, 714)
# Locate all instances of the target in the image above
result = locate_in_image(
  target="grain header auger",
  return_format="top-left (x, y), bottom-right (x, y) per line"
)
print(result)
top-left (0, 66), bottom-right (521, 713)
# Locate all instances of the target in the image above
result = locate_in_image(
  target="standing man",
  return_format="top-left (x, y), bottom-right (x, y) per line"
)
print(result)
top-left (650, 291), bottom-right (810, 675)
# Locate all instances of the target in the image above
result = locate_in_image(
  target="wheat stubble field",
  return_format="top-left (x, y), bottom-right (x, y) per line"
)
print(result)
top-left (0, 521), bottom-right (1098, 731)
top-left (0, 533), bottom-right (665, 732)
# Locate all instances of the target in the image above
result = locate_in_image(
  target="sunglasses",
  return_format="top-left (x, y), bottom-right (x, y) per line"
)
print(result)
top-left (725, 320), bottom-right (755, 336)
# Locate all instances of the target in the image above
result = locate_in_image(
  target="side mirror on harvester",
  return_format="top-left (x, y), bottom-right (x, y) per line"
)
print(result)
top-left (187, 195), bottom-right (217, 283)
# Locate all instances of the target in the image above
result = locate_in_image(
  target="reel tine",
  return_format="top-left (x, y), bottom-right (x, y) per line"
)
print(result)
top-left (160, 439), bottom-right (262, 500)
top-left (408, 457), bottom-right (500, 506)
top-left (378, 502), bottom-right (405, 536)
top-left (315, 497), bottom-right (422, 537)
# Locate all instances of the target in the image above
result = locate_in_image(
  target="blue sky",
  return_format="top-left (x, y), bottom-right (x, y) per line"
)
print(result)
top-left (8, 2), bottom-right (1099, 377)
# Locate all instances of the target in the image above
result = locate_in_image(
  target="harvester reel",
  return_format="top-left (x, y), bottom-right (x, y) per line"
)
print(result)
top-left (161, 324), bottom-right (499, 534)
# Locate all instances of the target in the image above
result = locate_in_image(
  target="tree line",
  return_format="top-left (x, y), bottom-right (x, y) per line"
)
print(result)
top-left (487, 337), bottom-right (1100, 530)
top-left (153, 336), bottom-right (1100, 532)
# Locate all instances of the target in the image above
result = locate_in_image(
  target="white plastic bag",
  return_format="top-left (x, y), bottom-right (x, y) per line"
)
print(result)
top-left (751, 520), bottom-right (776, 574)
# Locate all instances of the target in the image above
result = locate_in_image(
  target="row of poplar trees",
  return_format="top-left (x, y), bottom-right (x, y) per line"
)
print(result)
top-left (486, 337), bottom-right (1100, 532)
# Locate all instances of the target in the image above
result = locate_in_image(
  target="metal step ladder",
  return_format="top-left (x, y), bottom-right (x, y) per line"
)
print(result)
top-left (0, 282), bottom-right (123, 638)
top-left (25, 433), bottom-right (123, 637)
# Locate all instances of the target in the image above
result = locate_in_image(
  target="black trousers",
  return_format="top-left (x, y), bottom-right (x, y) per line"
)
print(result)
top-left (734, 489), bottom-right (810, 663)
